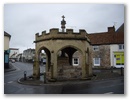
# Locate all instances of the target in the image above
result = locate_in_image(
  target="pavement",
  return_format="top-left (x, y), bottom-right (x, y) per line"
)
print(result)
top-left (17, 69), bottom-right (123, 86)
top-left (5, 63), bottom-right (124, 86)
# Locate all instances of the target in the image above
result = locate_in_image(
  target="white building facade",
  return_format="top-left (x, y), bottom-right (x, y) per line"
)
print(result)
top-left (23, 48), bottom-right (35, 62)
top-left (110, 44), bottom-right (124, 68)
top-left (9, 48), bottom-right (19, 61)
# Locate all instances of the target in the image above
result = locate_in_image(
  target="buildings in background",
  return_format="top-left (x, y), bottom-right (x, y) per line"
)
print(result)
top-left (6, 48), bottom-right (45, 63)
top-left (22, 48), bottom-right (46, 63)
top-left (70, 23), bottom-right (124, 68)
top-left (88, 23), bottom-right (124, 68)
top-left (9, 48), bottom-right (19, 61)
top-left (39, 52), bottom-right (46, 64)
top-left (16, 53), bottom-right (23, 62)
top-left (4, 31), bottom-right (11, 68)
top-left (110, 24), bottom-right (124, 68)
top-left (23, 48), bottom-right (35, 62)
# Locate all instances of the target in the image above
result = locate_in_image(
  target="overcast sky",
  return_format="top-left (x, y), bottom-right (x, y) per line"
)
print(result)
top-left (4, 4), bottom-right (124, 53)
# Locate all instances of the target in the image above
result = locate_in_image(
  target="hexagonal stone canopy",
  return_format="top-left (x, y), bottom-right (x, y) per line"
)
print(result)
top-left (33, 28), bottom-right (93, 81)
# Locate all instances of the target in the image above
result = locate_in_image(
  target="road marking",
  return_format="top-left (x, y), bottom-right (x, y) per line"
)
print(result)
top-left (104, 92), bottom-right (114, 94)
top-left (8, 81), bottom-right (13, 84)
top-left (11, 63), bottom-right (20, 71)
top-left (4, 71), bottom-right (23, 77)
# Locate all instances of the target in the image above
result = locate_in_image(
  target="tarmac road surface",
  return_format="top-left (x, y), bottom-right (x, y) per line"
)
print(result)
top-left (4, 62), bottom-right (124, 94)
top-left (61, 78), bottom-right (124, 94)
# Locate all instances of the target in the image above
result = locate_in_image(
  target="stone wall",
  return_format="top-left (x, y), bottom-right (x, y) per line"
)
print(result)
top-left (92, 45), bottom-right (111, 68)
top-left (35, 28), bottom-right (90, 43)
top-left (57, 56), bottom-right (82, 80)
top-left (73, 51), bottom-right (82, 67)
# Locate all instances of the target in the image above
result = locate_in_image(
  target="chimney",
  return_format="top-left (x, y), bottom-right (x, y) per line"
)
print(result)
top-left (108, 26), bottom-right (115, 33)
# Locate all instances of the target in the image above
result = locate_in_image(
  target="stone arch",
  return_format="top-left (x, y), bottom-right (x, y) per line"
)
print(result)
top-left (37, 46), bottom-right (51, 73)
top-left (57, 45), bottom-right (83, 56)
top-left (56, 45), bottom-right (84, 80)
top-left (57, 44), bottom-right (84, 66)
top-left (34, 27), bottom-right (92, 80)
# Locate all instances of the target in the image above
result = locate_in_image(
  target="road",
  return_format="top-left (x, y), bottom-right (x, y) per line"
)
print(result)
top-left (4, 62), bottom-right (46, 94)
top-left (4, 62), bottom-right (124, 94)
top-left (5, 62), bottom-right (32, 83)
top-left (62, 78), bottom-right (124, 94)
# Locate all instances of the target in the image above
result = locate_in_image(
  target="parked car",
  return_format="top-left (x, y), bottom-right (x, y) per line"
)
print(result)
top-left (11, 59), bottom-right (15, 63)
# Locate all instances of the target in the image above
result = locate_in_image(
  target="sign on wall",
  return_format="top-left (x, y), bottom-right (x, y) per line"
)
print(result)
top-left (114, 52), bottom-right (124, 65)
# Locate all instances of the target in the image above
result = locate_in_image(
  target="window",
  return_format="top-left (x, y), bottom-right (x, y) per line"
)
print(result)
top-left (73, 58), bottom-right (79, 66)
top-left (93, 46), bottom-right (99, 51)
top-left (119, 44), bottom-right (124, 50)
top-left (93, 58), bottom-right (100, 66)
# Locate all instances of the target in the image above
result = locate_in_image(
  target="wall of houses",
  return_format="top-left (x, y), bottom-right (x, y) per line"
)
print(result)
top-left (92, 45), bottom-right (110, 68)
top-left (23, 49), bottom-right (35, 62)
top-left (110, 44), bottom-right (119, 67)
top-left (4, 32), bottom-right (11, 68)
top-left (70, 44), bottom-right (124, 69)
top-left (91, 44), bottom-right (124, 68)
top-left (110, 44), bottom-right (124, 68)
top-left (4, 36), bottom-right (10, 50)
top-left (16, 54), bottom-right (23, 62)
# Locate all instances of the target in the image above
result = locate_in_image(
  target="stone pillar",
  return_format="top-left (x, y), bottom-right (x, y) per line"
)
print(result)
top-left (33, 51), bottom-right (40, 79)
top-left (85, 49), bottom-right (89, 77)
top-left (33, 60), bottom-right (36, 77)
top-left (84, 48), bottom-right (93, 77)
top-left (81, 52), bottom-right (87, 79)
top-left (46, 55), bottom-right (48, 72)
top-left (61, 50), bottom-right (66, 57)
top-left (50, 50), bottom-right (57, 81)
top-left (53, 52), bottom-right (57, 78)
top-left (50, 51), bottom-right (54, 79)
top-left (50, 63), bottom-right (54, 79)
top-left (88, 51), bottom-right (93, 76)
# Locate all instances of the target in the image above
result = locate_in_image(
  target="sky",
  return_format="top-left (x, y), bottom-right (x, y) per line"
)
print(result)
top-left (4, 4), bottom-right (124, 53)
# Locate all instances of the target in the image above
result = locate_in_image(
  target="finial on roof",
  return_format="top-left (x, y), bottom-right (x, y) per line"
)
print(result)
top-left (62, 15), bottom-right (65, 19)
top-left (61, 15), bottom-right (66, 32)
